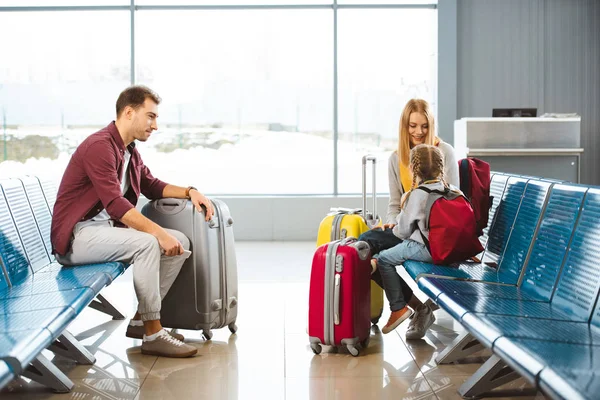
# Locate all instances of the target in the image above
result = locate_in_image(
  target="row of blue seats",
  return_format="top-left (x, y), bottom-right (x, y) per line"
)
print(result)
top-left (0, 176), bottom-right (128, 392)
top-left (401, 173), bottom-right (600, 399)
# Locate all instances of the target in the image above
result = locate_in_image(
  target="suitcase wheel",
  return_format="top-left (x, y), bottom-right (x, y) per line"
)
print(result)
top-left (202, 330), bottom-right (213, 341)
top-left (347, 344), bottom-right (359, 357)
top-left (310, 343), bottom-right (322, 355)
top-left (228, 323), bottom-right (238, 334)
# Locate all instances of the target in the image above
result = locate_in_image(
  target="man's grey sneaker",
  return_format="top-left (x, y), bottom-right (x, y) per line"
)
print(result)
top-left (405, 304), bottom-right (436, 340)
top-left (126, 324), bottom-right (185, 341)
top-left (141, 330), bottom-right (197, 358)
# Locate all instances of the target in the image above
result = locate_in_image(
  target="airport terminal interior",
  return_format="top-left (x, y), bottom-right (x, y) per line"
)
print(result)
top-left (0, 1), bottom-right (599, 399)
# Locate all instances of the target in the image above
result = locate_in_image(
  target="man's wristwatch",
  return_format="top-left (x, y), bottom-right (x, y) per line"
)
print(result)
top-left (185, 186), bottom-right (198, 199)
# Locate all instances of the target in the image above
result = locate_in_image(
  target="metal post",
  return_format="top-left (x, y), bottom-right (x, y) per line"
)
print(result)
top-left (178, 104), bottom-right (183, 148)
top-left (333, 0), bottom-right (338, 195)
top-left (3, 107), bottom-right (7, 161)
top-left (130, 0), bottom-right (135, 85)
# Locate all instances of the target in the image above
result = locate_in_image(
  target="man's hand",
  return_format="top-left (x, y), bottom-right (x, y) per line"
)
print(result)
top-left (157, 231), bottom-right (184, 256)
top-left (190, 189), bottom-right (214, 221)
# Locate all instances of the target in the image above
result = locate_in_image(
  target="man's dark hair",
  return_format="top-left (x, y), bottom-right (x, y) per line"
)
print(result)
top-left (116, 85), bottom-right (161, 117)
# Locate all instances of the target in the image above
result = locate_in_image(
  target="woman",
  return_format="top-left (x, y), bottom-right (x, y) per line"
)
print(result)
top-left (359, 98), bottom-right (458, 339)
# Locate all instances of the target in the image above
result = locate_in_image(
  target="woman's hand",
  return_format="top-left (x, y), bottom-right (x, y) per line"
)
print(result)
top-left (373, 223), bottom-right (396, 230)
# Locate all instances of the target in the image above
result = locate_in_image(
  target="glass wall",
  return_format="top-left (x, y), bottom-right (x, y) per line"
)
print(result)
top-left (337, 8), bottom-right (437, 193)
top-left (135, 9), bottom-right (332, 193)
top-left (0, 1), bottom-right (437, 195)
top-left (0, 10), bottom-right (130, 182)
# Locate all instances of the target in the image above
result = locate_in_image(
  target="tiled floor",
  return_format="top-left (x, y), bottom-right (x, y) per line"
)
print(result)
top-left (1, 242), bottom-right (546, 399)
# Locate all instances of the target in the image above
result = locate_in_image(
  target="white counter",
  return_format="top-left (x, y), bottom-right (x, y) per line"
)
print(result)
top-left (454, 117), bottom-right (582, 183)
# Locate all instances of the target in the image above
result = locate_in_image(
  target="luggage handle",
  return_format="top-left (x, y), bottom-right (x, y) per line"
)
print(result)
top-left (362, 155), bottom-right (380, 229)
top-left (328, 207), bottom-right (362, 216)
top-left (333, 273), bottom-right (341, 325)
top-left (154, 198), bottom-right (187, 214)
top-left (339, 237), bottom-right (356, 246)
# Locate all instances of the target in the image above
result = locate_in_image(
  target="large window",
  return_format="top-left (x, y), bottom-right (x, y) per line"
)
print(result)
top-left (0, 2), bottom-right (437, 195)
top-left (0, 1), bottom-right (128, 5)
top-left (135, 10), bottom-right (332, 194)
top-left (137, 0), bottom-right (331, 4)
top-left (0, 10), bottom-right (130, 182)
top-left (337, 8), bottom-right (438, 194)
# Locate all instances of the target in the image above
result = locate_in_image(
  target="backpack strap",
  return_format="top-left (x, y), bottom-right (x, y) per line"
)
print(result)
top-left (459, 158), bottom-right (471, 198)
top-left (418, 228), bottom-right (431, 253)
top-left (414, 185), bottom-right (475, 257)
top-left (414, 186), bottom-right (446, 252)
top-left (415, 186), bottom-right (463, 228)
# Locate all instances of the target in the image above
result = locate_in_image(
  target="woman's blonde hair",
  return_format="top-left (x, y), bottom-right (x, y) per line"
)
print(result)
top-left (398, 99), bottom-right (436, 166)
top-left (401, 144), bottom-right (446, 209)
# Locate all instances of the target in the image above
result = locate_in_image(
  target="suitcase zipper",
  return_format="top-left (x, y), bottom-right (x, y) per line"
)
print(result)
top-left (191, 203), bottom-right (200, 314)
top-left (331, 214), bottom-right (343, 241)
top-left (191, 199), bottom-right (230, 329)
top-left (214, 200), bottom-right (229, 327)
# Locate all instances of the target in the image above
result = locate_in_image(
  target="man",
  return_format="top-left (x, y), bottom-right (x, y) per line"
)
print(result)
top-left (51, 85), bottom-right (211, 358)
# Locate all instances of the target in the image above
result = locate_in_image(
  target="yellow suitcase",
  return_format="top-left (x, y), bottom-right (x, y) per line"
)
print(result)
top-left (316, 156), bottom-right (384, 325)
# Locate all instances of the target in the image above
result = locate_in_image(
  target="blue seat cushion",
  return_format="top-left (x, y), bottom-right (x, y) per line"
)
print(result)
top-left (0, 328), bottom-right (52, 373)
top-left (0, 270), bottom-right (109, 300)
top-left (0, 360), bottom-right (14, 389)
top-left (435, 292), bottom-right (574, 322)
top-left (0, 288), bottom-right (95, 316)
top-left (0, 307), bottom-right (76, 337)
top-left (417, 277), bottom-right (546, 303)
top-left (539, 368), bottom-right (599, 400)
top-left (461, 313), bottom-right (600, 348)
top-left (403, 260), bottom-right (512, 283)
top-left (495, 337), bottom-right (600, 385)
top-left (37, 261), bottom-right (126, 282)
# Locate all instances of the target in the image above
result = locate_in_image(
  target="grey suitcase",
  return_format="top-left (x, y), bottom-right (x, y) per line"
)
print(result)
top-left (141, 198), bottom-right (238, 340)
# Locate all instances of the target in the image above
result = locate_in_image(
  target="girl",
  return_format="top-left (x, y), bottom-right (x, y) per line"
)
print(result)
top-left (360, 99), bottom-right (458, 338)
top-left (373, 144), bottom-right (452, 335)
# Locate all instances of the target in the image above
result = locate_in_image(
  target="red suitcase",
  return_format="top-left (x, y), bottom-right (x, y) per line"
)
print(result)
top-left (308, 238), bottom-right (372, 357)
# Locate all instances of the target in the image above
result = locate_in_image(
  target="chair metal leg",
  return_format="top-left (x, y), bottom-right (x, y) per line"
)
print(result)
top-left (23, 354), bottom-right (74, 393)
top-left (88, 294), bottom-right (126, 320)
top-left (435, 331), bottom-right (485, 364)
top-left (458, 355), bottom-right (521, 398)
top-left (48, 330), bottom-right (96, 365)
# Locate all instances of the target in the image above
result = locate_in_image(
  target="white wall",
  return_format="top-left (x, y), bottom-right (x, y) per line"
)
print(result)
top-left (138, 195), bottom-right (390, 241)
top-left (438, 0), bottom-right (600, 185)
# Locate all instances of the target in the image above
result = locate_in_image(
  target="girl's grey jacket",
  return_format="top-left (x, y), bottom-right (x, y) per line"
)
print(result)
top-left (392, 181), bottom-right (452, 244)
top-left (386, 142), bottom-right (459, 225)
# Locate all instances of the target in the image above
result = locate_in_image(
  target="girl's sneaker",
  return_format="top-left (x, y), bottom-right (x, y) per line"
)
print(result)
top-left (382, 306), bottom-right (413, 334)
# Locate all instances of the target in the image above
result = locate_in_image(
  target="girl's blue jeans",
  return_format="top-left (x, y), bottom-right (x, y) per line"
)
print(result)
top-left (374, 239), bottom-right (432, 311)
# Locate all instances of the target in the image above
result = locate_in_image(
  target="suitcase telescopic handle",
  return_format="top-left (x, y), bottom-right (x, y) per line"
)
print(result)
top-left (333, 274), bottom-right (341, 325)
top-left (362, 155), bottom-right (379, 229)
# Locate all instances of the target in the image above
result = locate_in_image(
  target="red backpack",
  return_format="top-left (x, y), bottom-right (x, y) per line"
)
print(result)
top-left (417, 187), bottom-right (484, 265)
top-left (458, 158), bottom-right (492, 237)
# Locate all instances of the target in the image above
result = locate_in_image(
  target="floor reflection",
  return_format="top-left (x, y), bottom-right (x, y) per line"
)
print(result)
top-left (1, 241), bottom-right (546, 399)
